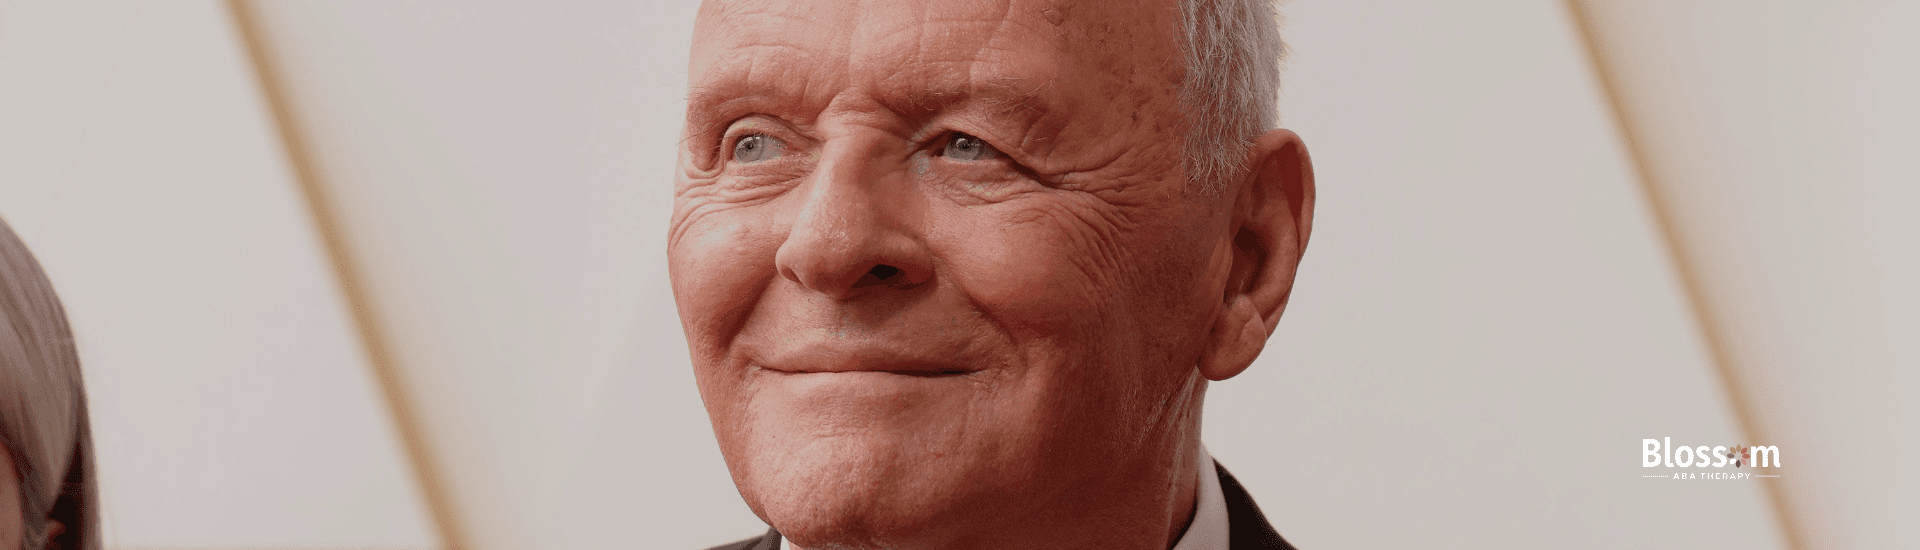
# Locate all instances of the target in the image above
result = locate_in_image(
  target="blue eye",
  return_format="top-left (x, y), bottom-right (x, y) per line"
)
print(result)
top-left (941, 133), bottom-right (999, 161)
top-left (732, 134), bottom-right (785, 163)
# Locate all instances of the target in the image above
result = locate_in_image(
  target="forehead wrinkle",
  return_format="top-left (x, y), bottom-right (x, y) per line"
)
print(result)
top-left (689, 2), bottom-right (859, 118)
top-left (867, 18), bottom-right (1061, 146)
top-left (687, 43), bottom-right (849, 134)
top-left (848, 0), bottom-right (1041, 108)
top-left (951, 5), bottom-right (1074, 154)
top-left (874, 69), bottom-right (1055, 117)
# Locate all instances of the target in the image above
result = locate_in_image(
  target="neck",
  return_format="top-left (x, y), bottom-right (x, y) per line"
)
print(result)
top-left (1160, 440), bottom-right (1206, 550)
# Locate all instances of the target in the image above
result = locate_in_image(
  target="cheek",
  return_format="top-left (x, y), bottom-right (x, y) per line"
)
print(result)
top-left (669, 205), bottom-right (787, 365)
top-left (928, 194), bottom-right (1220, 380)
top-left (930, 197), bottom-right (1129, 339)
top-left (670, 205), bottom-right (792, 458)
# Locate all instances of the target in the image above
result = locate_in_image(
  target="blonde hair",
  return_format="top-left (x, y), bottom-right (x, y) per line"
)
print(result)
top-left (0, 217), bottom-right (99, 550)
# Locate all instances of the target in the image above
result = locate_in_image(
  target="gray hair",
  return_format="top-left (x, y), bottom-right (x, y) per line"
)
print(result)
top-left (0, 217), bottom-right (99, 550)
top-left (1177, 0), bottom-right (1285, 194)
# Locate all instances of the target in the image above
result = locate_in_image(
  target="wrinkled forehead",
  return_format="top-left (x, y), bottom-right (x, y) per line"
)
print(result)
top-left (687, 0), bottom-right (1184, 123)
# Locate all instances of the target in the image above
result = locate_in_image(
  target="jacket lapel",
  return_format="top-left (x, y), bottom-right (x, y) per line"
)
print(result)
top-left (1215, 462), bottom-right (1298, 550)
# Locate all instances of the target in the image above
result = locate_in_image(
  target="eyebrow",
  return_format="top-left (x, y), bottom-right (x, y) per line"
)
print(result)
top-left (685, 82), bottom-right (783, 129)
top-left (925, 78), bottom-right (1061, 154)
top-left (686, 82), bottom-right (774, 115)
top-left (949, 79), bottom-right (1054, 122)
top-left (687, 72), bottom-right (1057, 134)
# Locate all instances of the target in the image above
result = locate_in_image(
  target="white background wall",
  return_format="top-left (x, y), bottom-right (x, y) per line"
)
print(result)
top-left (0, 1), bottom-right (1907, 549)
top-left (1211, 2), bottom-right (1777, 547)
top-left (0, 1), bottom-right (436, 548)
top-left (1575, 3), bottom-right (1920, 548)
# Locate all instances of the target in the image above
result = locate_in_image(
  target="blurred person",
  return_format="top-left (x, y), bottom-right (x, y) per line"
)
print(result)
top-left (670, 0), bottom-right (1312, 548)
top-left (0, 217), bottom-right (101, 550)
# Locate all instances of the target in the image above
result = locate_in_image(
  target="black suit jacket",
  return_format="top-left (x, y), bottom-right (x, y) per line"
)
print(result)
top-left (704, 462), bottom-right (1296, 550)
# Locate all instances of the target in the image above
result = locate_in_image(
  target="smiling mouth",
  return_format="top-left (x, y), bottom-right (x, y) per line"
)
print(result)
top-left (750, 340), bottom-right (984, 378)
top-left (756, 364), bottom-right (975, 378)
top-left (889, 369), bottom-right (971, 377)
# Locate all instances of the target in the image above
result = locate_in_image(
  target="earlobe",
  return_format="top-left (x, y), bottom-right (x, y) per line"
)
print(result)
top-left (1198, 295), bottom-right (1266, 381)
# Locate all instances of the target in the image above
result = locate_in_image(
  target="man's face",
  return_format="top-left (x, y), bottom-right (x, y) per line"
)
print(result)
top-left (671, 0), bottom-right (1235, 546)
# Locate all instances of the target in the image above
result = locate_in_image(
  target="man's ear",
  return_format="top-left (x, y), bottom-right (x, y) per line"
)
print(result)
top-left (1197, 129), bottom-right (1314, 381)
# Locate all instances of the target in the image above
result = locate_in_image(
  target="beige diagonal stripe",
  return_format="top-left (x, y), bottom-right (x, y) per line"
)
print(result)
top-left (222, 2), bottom-right (466, 548)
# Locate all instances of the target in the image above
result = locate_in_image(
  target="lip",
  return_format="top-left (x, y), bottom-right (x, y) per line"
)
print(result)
top-left (753, 340), bottom-right (981, 377)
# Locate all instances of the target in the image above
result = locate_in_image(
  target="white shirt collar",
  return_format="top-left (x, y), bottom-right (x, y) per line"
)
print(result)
top-left (1169, 449), bottom-right (1229, 550)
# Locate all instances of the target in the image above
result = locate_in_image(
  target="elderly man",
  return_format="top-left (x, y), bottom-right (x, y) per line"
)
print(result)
top-left (669, 0), bottom-right (1313, 547)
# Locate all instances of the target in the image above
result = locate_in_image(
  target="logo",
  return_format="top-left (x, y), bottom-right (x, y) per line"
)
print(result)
top-left (1641, 437), bottom-right (1781, 480)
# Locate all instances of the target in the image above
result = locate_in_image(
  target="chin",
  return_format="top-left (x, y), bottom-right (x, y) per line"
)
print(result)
top-left (705, 362), bottom-right (1039, 548)
top-left (735, 442), bottom-right (946, 550)
top-left (724, 420), bottom-right (1020, 550)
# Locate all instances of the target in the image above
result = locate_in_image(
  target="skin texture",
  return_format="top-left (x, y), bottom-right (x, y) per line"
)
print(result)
top-left (669, 0), bottom-right (1314, 549)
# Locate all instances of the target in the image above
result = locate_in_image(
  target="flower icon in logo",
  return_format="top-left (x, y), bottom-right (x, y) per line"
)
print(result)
top-left (1726, 445), bottom-right (1749, 468)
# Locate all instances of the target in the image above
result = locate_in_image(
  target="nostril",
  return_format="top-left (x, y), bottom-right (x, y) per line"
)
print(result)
top-left (850, 264), bottom-right (903, 290)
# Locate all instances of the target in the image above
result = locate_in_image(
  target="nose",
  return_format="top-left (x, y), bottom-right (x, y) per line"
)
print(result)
top-left (773, 139), bottom-right (932, 300)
